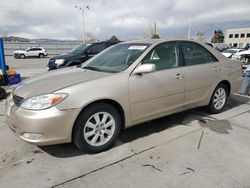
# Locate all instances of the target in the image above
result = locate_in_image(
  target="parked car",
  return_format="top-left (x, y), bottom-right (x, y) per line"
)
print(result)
top-left (47, 41), bottom-right (120, 71)
top-left (13, 47), bottom-right (47, 59)
top-left (231, 50), bottom-right (250, 61)
top-left (221, 48), bottom-right (244, 58)
top-left (6, 40), bottom-right (242, 153)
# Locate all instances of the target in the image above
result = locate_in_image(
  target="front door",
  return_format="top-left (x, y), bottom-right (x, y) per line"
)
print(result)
top-left (129, 42), bottom-right (185, 123)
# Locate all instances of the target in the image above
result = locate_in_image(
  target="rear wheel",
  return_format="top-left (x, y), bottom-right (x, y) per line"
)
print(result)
top-left (39, 53), bottom-right (44, 58)
top-left (207, 83), bottom-right (228, 114)
top-left (73, 103), bottom-right (121, 153)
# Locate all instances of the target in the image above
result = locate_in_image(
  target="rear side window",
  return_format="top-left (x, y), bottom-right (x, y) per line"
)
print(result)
top-left (34, 48), bottom-right (42, 51)
top-left (180, 41), bottom-right (218, 66)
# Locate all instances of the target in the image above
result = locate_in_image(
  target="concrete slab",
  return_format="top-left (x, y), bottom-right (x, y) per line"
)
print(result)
top-left (57, 122), bottom-right (250, 188)
top-left (0, 112), bottom-right (204, 188)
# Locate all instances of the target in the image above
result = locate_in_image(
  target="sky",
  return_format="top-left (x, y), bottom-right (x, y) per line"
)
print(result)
top-left (0, 0), bottom-right (250, 41)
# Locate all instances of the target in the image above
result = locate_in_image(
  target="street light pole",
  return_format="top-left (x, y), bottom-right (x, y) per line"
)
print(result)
top-left (75, 4), bottom-right (89, 43)
top-left (188, 18), bottom-right (191, 40)
top-left (81, 8), bottom-right (86, 42)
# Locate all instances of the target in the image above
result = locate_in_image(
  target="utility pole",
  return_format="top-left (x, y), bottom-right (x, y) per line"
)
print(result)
top-left (188, 18), bottom-right (191, 40)
top-left (75, 3), bottom-right (90, 43)
top-left (154, 22), bottom-right (157, 35)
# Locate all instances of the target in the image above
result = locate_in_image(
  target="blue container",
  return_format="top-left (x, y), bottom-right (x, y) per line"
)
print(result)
top-left (7, 73), bottom-right (21, 85)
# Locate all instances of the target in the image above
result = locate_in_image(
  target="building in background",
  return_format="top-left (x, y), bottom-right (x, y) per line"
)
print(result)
top-left (224, 28), bottom-right (250, 48)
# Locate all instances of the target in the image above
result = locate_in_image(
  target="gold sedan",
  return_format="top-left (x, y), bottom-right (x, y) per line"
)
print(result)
top-left (6, 40), bottom-right (242, 153)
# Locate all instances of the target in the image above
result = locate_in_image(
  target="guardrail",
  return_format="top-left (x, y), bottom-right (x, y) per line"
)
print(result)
top-left (3, 41), bottom-right (82, 56)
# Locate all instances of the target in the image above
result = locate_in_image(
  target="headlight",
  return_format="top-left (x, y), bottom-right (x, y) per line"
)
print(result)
top-left (55, 59), bottom-right (65, 66)
top-left (21, 93), bottom-right (67, 110)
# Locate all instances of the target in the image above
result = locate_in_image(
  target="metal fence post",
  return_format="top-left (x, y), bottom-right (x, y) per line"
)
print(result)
top-left (0, 38), bottom-right (6, 76)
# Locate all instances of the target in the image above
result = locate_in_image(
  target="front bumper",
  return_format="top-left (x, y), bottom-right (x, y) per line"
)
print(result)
top-left (47, 59), bottom-right (62, 71)
top-left (14, 53), bottom-right (19, 58)
top-left (6, 94), bottom-right (81, 145)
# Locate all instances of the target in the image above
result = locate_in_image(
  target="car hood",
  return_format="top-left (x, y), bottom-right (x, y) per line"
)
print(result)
top-left (50, 53), bottom-right (80, 60)
top-left (221, 52), bottom-right (232, 58)
top-left (237, 50), bottom-right (250, 56)
top-left (14, 67), bottom-right (111, 99)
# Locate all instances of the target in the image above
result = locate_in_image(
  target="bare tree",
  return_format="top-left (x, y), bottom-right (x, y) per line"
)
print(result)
top-left (85, 32), bottom-right (97, 42)
top-left (196, 29), bottom-right (206, 41)
top-left (75, 36), bottom-right (83, 42)
top-left (142, 22), bottom-right (160, 39)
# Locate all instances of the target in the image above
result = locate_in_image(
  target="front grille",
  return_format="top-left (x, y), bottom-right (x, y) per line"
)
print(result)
top-left (48, 59), bottom-right (55, 66)
top-left (13, 94), bottom-right (24, 106)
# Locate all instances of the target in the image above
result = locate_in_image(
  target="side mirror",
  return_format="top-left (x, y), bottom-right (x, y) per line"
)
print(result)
top-left (134, 64), bottom-right (156, 75)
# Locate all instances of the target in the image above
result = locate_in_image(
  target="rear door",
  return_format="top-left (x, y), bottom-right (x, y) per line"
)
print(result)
top-left (179, 41), bottom-right (222, 108)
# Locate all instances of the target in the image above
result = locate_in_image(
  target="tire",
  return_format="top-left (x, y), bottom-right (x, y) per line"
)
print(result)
top-left (19, 54), bottom-right (25, 59)
top-left (0, 87), bottom-right (6, 100)
top-left (73, 102), bottom-right (122, 153)
top-left (39, 53), bottom-right (44, 58)
top-left (207, 83), bottom-right (228, 114)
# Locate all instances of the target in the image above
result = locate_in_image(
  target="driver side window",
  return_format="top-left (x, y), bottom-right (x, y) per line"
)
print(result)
top-left (141, 42), bottom-right (180, 71)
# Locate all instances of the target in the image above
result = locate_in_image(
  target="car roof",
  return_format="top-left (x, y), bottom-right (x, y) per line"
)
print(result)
top-left (237, 50), bottom-right (250, 55)
top-left (85, 40), bottom-right (121, 45)
top-left (122, 39), bottom-right (165, 44)
top-left (121, 39), bottom-right (211, 46)
top-left (29, 46), bottom-right (43, 48)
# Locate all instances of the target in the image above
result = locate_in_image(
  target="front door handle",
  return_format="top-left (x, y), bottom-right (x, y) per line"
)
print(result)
top-left (174, 73), bottom-right (184, 80)
top-left (213, 67), bottom-right (221, 72)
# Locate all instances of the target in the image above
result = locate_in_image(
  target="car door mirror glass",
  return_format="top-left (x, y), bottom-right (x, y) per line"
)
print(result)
top-left (134, 64), bottom-right (156, 75)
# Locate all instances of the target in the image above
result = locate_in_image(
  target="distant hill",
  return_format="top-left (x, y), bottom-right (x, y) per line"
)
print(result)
top-left (3, 36), bottom-right (79, 43)
top-left (3, 36), bottom-right (31, 42)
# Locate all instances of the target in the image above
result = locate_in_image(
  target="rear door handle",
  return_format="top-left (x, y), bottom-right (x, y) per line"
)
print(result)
top-left (174, 73), bottom-right (184, 80)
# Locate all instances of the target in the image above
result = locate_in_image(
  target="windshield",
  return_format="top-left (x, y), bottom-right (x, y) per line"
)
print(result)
top-left (69, 43), bottom-right (91, 54)
top-left (82, 43), bottom-right (150, 73)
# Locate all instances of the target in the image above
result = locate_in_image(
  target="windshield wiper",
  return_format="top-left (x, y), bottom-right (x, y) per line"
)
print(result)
top-left (83, 66), bottom-right (118, 73)
top-left (83, 66), bottom-right (102, 72)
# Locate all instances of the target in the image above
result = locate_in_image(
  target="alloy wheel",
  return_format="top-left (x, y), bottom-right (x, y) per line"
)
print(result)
top-left (213, 88), bottom-right (226, 110)
top-left (83, 112), bottom-right (115, 147)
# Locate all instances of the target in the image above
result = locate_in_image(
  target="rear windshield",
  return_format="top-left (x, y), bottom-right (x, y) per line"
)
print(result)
top-left (69, 43), bottom-right (91, 54)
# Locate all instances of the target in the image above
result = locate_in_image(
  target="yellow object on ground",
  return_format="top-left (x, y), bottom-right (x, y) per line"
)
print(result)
top-left (0, 69), bottom-right (16, 75)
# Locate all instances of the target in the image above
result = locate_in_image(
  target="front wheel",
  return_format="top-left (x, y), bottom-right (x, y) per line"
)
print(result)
top-left (207, 83), bottom-right (228, 114)
top-left (73, 103), bottom-right (121, 153)
top-left (19, 54), bottom-right (25, 59)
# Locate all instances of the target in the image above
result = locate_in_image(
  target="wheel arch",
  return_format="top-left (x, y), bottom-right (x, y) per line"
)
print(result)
top-left (71, 99), bottom-right (126, 140)
top-left (217, 80), bottom-right (231, 95)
